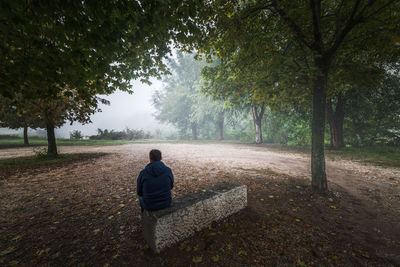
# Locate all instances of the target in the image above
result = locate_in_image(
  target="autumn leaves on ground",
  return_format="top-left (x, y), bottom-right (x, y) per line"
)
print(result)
top-left (1, 143), bottom-right (399, 266)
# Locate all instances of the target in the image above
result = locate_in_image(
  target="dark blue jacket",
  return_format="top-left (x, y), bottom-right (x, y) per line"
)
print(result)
top-left (136, 161), bottom-right (174, 211)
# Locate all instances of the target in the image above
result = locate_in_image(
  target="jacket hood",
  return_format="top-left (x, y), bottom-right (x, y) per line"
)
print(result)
top-left (144, 161), bottom-right (168, 177)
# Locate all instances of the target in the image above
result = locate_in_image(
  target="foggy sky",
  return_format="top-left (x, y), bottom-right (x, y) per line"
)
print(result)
top-left (0, 79), bottom-right (173, 138)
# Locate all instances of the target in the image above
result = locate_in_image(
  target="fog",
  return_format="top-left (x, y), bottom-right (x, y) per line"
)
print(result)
top-left (0, 79), bottom-right (174, 138)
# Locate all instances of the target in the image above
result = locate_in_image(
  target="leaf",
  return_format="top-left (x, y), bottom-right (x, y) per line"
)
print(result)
top-left (268, 195), bottom-right (274, 199)
top-left (211, 255), bottom-right (220, 262)
top-left (0, 247), bottom-right (15, 256)
top-left (295, 218), bottom-right (301, 222)
top-left (119, 204), bottom-right (125, 207)
top-left (48, 197), bottom-right (54, 201)
top-left (93, 229), bottom-right (101, 234)
top-left (238, 250), bottom-right (248, 256)
top-left (192, 256), bottom-right (202, 263)
top-left (51, 252), bottom-right (60, 259)
top-left (297, 259), bottom-right (307, 267)
top-left (108, 215), bottom-right (114, 219)
top-left (330, 205), bottom-right (338, 210)
top-left (9, 260), bottom-right (19, 266)
top-left (12, 235), bottom-right (22, 241)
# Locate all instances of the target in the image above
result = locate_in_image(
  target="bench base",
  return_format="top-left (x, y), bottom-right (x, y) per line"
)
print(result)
top-left (142, 183), bottom-right (247, 252)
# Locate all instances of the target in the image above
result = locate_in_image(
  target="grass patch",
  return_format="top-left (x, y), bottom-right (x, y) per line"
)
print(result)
top-left (326, 146), bottom-right (400, 168)
top-left (0, 153), bottom-right (106, 169)
top-left (0, 138), bottom-right (140, 149)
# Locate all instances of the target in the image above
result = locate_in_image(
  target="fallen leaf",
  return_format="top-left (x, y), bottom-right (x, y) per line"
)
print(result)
top-left (211, 255), bottom-right (220, 262)
top-left (192, 256), bottom-right (202, 263)
top-left (238, 250), bottom-right (248, 256)
top-left (0, 247), bottom-right (15, 257)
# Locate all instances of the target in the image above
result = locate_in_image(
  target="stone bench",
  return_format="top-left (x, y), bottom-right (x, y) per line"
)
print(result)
top-left (142, 182), bottom-right (247, 252)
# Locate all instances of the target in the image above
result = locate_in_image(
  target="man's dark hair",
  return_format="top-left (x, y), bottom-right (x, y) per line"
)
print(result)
top-left (149, 149), bottom-right (162, 161)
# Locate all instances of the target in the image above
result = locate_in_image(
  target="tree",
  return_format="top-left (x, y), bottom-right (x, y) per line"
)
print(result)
top-left (201, 59), bottom-right (272, 144)
top-left (153, 53), bottom-right (204, 140)
top-left (343, 74), bottom-right (400, 146)
top-left (1, 0), bottom-right (199, 154)
top-left (19, 90), bottom-right (109, 156)
top-left (190, 0), bottom-right (400, 192)
top-left (0, 96), bottom-right (42, 145)
top-left (1, 0), bottom-right (199, 98)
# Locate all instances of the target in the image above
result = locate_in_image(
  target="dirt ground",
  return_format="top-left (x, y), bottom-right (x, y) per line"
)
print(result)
top-left (1, 143), bottom-right (399, 266)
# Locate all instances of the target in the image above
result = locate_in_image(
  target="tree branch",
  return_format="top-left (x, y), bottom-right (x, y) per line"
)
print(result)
top-left (310, 0), bottom-right (323, 52)
top-left (270, 0), bottom-right (315, 51)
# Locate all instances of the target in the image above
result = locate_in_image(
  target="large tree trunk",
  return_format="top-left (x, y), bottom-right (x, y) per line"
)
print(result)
top-left (311, 61), bottom-right (328, 193)
top-left (23, 125), bottom-right (29, 146)
top-left (217, 111), bottom-right (224, 141)
top-left (191, 123), bottom-right (198, 140)
top-left (46, 123), bottom-right (58, 156)
top-left (327, 94), bottom-right (345, 148)
top-left (251, 103), bottom-right (265, 144)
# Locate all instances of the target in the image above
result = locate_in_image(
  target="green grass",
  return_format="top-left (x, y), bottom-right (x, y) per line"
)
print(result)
top-left (0, 153), bottom-right (105, 169)
top-left (0, 138), bottom-right (143, 149)
top-left (326, 146), bottom-right (400, 168)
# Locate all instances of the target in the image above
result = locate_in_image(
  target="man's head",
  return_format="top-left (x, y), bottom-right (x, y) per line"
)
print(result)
top-left (149, 149), bottom-right (162, 162)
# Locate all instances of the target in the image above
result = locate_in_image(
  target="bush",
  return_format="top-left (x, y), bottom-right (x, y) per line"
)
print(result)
top-left (89, 128), bottom-right (153, 140)
top-left (70, 130), bottom-right (83, 140)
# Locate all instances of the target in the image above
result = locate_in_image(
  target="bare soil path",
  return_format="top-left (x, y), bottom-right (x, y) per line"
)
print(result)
top-left (1, 142), bottom-right (399, 266)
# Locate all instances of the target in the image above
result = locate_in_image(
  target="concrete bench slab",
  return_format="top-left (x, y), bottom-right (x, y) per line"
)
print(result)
top-left (142, 182), bottom-right (247, 253)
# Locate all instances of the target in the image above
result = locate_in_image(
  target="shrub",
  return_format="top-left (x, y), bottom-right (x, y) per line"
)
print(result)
top-left (70, 130), bottom-right (83, 140)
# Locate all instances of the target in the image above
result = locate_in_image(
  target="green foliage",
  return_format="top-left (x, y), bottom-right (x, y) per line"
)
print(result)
top-left (1, 0), bottom-right (198, 100)
top-left (153, 53), bottom-right (227, 140)
top-left (263, 107), bottom-right (312, 147)
top-left (89, 128), bottom-right (152, 140)
top-left (69, 130), bottom-right (83, 140)
top-left (343, 75), bottom-right (400, 146)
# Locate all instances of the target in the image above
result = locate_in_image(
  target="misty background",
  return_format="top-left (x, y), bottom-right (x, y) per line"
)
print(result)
top-left (0, 79), bottom-right (174, 138)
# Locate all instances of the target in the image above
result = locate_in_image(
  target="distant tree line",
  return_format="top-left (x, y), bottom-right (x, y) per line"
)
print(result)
top-left (88, 128), bottom-right (153, 140)
top-left (153, 53), bottom-right (400, 148)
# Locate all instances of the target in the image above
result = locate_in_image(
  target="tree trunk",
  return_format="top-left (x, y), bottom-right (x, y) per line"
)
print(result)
top-left (311, 62), bottom-right (328, 193)
top-left (251, 103), bottom-right (265, 144)
top-left (46, 123), bottom-right (58, 156)
top-left (327, 94), bottom-right (345, 148)
top-left (23, 125), bottom-right (29, 146)
top-left (217, 111), bottom-right (224, 141)
top-left (191, 123), bottom-right (198, 140)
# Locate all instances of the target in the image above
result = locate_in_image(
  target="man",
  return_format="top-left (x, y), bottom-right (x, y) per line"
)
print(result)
top-left (137, 149), bottom-right (174, 212)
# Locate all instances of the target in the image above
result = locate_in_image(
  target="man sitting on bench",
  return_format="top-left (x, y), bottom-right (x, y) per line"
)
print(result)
top-left (137, 149), bottom-right (174, 212)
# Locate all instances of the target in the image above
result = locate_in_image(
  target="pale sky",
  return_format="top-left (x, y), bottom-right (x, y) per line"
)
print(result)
top-left (1, 78), bottom-right (174, 138)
